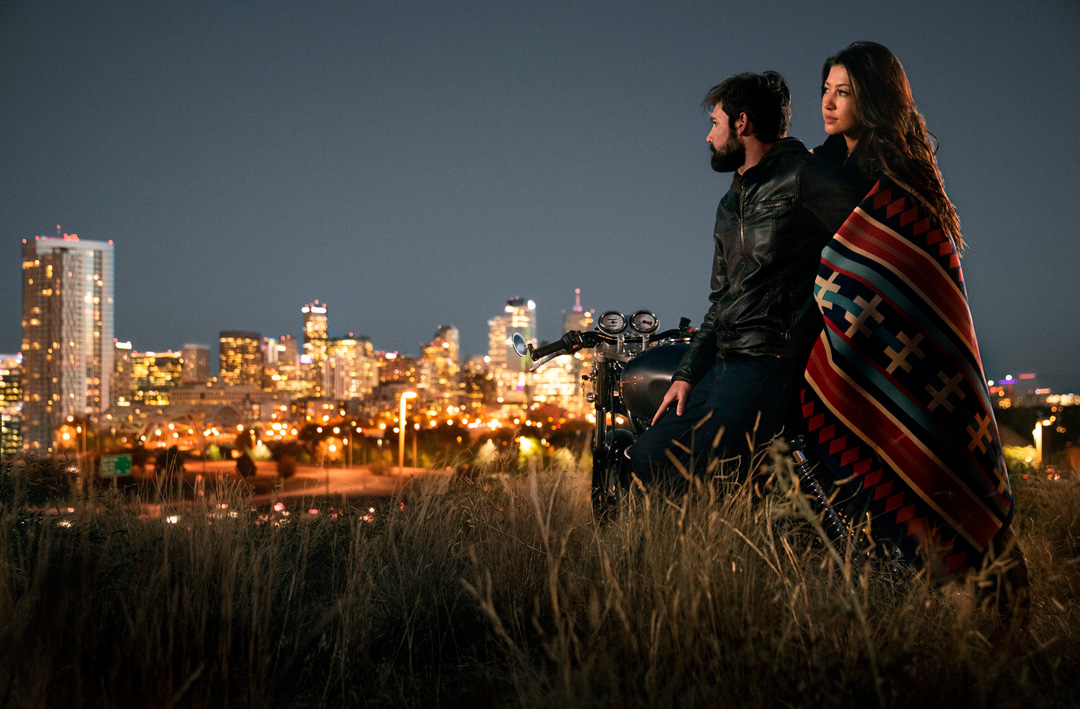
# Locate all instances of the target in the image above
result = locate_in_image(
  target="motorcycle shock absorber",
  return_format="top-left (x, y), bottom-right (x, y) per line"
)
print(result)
top-left (791, 435), bottom-right (857, 555)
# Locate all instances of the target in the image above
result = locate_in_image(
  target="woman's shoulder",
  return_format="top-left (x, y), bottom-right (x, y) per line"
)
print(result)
top-left (810, 135), bottom-right (878, 193)
top-left (810, 134), bottom-right (849, 164)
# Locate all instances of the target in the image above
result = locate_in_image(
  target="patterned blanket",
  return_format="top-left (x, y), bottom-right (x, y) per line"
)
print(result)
top-left (801, 179), bottom-right (1013, 576)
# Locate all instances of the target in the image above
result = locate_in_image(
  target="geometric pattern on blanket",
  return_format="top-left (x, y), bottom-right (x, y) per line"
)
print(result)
top-left (801, 179), bottom-right (1013, 576)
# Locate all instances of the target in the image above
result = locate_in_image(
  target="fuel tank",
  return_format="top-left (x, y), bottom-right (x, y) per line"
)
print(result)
top-left (619, 343), bottom-right (691, 422)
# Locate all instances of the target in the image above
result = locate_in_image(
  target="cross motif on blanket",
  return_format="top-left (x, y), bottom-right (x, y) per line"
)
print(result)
top-left (993, 467), bottom-right (1009, 495)
top-left (966, 412), bottom-right (992, 453)
top-left (884, 332), bottom-right (925, 374)
top-left (844, 295), bottom-right (885, 338)
top-left (926, 371), bottom-right (966, 412)
top-left (815, 272), bottom-right (842, 310)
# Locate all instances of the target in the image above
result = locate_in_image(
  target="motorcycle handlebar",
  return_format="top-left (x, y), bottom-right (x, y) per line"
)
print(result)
top-left (531, 338), bottom-right (568, 359)
top-left (527, 326), bottom-right (692, 362)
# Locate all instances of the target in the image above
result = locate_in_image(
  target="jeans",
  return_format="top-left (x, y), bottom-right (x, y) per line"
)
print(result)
top-left (629, 354), bottom-right (805, 489)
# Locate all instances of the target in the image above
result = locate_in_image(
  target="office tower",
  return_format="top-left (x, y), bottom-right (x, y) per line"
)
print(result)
top-left (487, 297), bottom-right (535, 401)
top-left (562, 288), bottom-right (595, 333)
top-left (487, 298), bottom-right (536, 371)
top-left (378, 353), bottom-right (421, 386)
top-left (130, 350), bottom-right (183, 406)
top-left (181, 344), bottom-right (210, 384)
top-left (219, 331), bottom-right (263, 386)
top-left (326, 335), bottom-right (378, 399)
top-left (113, 340), bottom-right (134, 407)
top-left (0, 354), bottom-right (22, 458)
top-left (20, 231), bottom-right (114, 453)
top-left (302, 301), bottom-right (328, 397)
top-left (264, 335), bottom-right (306, 395)
top-left (559, 288), bottom-right (595, 413)
top-left (421, 325), bottom-right (460, 401)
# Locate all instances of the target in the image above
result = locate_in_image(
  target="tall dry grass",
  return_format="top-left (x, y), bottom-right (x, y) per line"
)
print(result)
top-left (0, 451), bottom-right (1077, 708)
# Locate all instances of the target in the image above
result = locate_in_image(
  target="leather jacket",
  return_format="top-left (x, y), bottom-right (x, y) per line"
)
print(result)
top-left (673, 137), bottom-right (865, 383)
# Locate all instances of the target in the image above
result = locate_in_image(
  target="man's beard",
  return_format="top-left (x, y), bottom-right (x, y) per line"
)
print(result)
top-left (710, 134), bottom-right (744, 172)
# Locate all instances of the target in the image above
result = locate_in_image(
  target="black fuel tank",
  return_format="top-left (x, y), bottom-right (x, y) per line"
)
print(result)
top-left (618, 343), bottom-right (691, 422)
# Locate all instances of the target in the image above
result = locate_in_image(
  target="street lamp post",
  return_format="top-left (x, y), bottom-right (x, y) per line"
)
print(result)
top-left (1033, 417), bottom-right (1053, 467)
top-left (398, 391), bottom-right (417, 472)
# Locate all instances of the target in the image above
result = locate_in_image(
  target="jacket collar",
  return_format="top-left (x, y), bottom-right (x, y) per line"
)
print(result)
top-left (736, 137), bottom-right (807, 183)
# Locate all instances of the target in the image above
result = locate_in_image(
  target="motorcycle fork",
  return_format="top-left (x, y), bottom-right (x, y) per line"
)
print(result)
top-left (590, 359), bottom-right (632, 519)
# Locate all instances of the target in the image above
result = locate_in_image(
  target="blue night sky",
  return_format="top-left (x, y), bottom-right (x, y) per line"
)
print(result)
top-left (2, 0), bottom-right (1078, 390)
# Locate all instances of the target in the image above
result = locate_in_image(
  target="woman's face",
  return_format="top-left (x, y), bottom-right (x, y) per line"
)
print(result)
top-left (822, 64), bottom-right (860, 138)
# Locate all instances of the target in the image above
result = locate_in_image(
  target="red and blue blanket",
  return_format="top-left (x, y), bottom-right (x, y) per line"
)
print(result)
top-left (801, 179), bottom-right (1014, 576)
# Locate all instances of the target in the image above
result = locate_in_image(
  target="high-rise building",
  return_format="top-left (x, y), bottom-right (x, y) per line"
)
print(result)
top-left (378, 353), bottom-right (422, 386)
top-left (562, 288), bottom-right (595, 335)
top-left (326, 335), bottom-right (378, 399)
top-left (488, 297), bottom-right (536, 402)
top-left (264, 335), bottom-right (306, 395)
top-left (0, 354), bottom-right (23, 458)
top-left (219, 331), bottom-right (263, 386)
top-left (20, 230), bottom-right (114, 453)
top-left (421, 324), bottom-right (460, 402)
top-left (558, 288), bottom-right (595, 413)
top-left (181, 344), bottom-right (210, 384)
top-left (112, 340), bottom-right (134, 407)
top-left (302, 301), bottom-right (329, 397)
top-left (130, 350), bottom-right (183, 406)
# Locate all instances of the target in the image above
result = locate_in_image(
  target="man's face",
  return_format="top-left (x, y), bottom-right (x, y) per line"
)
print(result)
top-left (707, 103), bottom-right (744, 172)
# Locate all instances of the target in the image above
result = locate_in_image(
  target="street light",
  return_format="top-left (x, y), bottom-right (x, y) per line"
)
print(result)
top-left (1033, 418), bottom-right (1053, 466)
top-left (399, 391), bottom-right (417, 472)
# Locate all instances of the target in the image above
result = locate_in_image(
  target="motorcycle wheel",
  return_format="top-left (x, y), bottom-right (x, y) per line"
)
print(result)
top-left (591, 430), bottom-right (634, 521)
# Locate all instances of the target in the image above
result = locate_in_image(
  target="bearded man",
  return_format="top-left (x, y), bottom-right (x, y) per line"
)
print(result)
top-left (630, 71), bottom-right (863, 487)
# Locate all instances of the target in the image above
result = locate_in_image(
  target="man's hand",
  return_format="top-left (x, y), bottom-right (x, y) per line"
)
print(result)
top-left (651, 380), bottom-right (692, 426)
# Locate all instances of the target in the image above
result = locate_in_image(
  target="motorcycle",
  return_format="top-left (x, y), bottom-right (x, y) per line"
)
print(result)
top-left (513, 310), bottom-right (861, 550)
top-left (513, 309), bottom-right (694, 518)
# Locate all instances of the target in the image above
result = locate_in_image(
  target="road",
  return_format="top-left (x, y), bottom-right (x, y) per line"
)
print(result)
top-left (105, 459), bottom-right (449, 507)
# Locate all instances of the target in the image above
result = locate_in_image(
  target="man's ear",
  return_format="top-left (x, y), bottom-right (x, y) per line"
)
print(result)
top-left (735, 112), bottom-right (754, 138)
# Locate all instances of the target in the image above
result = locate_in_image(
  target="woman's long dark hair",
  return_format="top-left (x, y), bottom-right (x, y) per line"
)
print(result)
top-left (823, 42), bottom-right (964, 251)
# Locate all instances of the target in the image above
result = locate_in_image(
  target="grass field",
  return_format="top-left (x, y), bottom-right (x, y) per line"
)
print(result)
top-left (0, 451), bottom-right (1077, 708)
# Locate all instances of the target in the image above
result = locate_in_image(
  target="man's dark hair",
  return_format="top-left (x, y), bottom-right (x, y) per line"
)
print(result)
top-left (702, 71), bottom-right (790, 143)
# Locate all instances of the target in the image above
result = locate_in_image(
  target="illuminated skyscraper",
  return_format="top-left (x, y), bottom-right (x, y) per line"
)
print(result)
top-left (20, 231), bottom-right (114, 453)
top-left (558, 288), bottom-right (595, 413)
top-left (326, 335), bottom-right (378, 399)
top-left (487, 297), bottom-right (536, 402)
top-left (0, 354), bottom-right (22, 458)
top-left (181, 344), bottom-right (210, 384)
top-left (130, 350), bottom-right (183, 406)
top-left (302, 301), bottom-right (328, 397)
top-left (421, 324), bottom-right (460, 402)
top-left (264, 335), bottom-right (305, 395)
top-left (113, 340), bottom-right (134, 407)
top-left (219, 331), bottom-right (263, 386)
top-left (562, 288), bottom-right (595, 334)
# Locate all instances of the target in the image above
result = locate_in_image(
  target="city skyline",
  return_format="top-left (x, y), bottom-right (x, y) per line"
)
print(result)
top-left (3, 269), bottom-right (1058, 396)
top-left (3, 1), bottom-right (1079, 391)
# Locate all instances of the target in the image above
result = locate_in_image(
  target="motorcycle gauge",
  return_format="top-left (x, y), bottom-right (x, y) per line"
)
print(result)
top-left (630, 310), bottom-right (658, 334)
top-left (597, 310), bottom-right (627, 335)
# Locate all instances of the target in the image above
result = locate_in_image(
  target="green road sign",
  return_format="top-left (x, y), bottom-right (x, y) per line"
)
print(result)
top-left (100, 454), bottom-right (133, 478)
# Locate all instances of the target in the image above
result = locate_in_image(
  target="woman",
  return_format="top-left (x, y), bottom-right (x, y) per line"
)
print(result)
top-left (802, 42), bottom-right (1027, 614)
top-left (817, 41), bottom-right (962, 250)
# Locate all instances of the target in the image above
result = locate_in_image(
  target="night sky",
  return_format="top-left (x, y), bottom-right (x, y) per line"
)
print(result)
top-left (3, 0), bottom-right (1078, 391)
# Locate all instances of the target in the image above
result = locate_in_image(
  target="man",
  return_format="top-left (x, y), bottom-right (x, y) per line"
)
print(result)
top-left (629, 71), bottom-right (863, 486)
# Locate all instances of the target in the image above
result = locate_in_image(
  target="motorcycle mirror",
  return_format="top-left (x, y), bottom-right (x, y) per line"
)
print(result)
top-left (511, 333), bottom-right (529, 357)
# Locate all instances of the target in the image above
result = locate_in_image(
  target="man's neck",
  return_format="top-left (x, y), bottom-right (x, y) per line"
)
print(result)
top-left (738, 139), bottom-right (776, 175)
